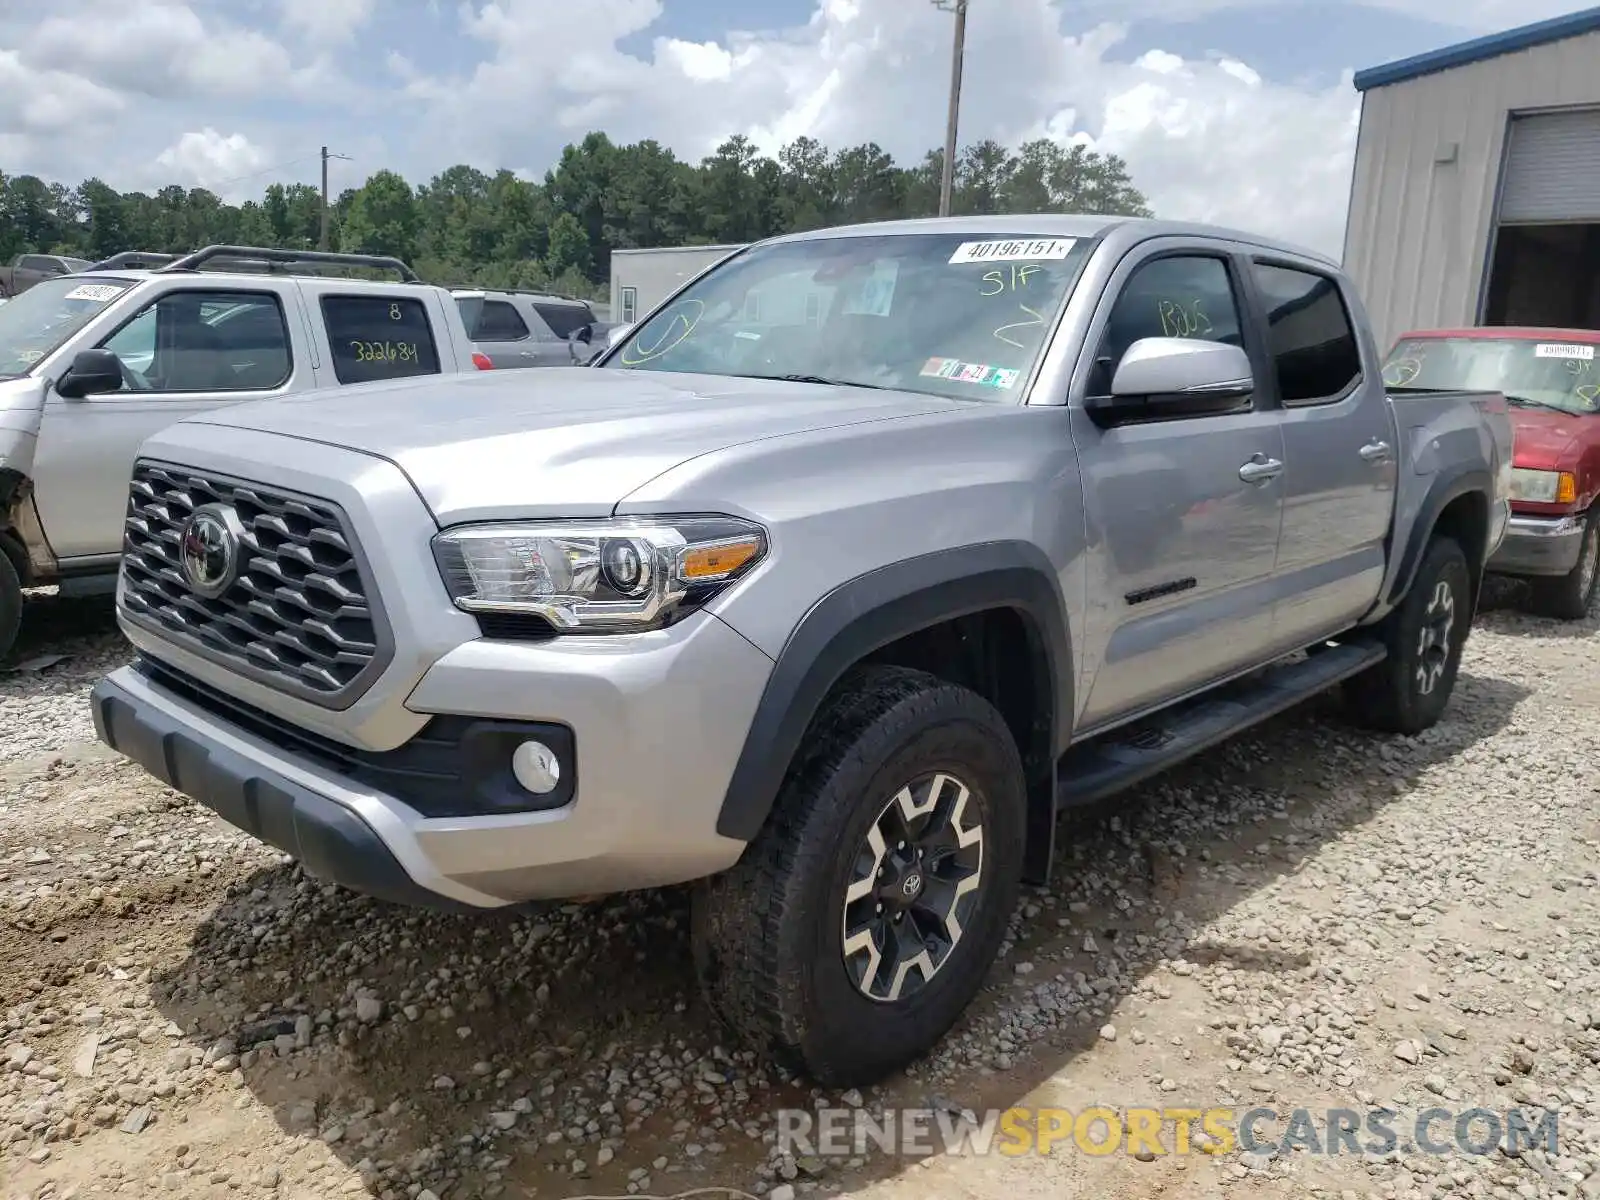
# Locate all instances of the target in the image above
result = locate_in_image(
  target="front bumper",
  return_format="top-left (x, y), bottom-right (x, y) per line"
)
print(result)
top-left (92, 610), bottom-right (772, 908)
top-left (1487, 513), bottom-right (1585, 578)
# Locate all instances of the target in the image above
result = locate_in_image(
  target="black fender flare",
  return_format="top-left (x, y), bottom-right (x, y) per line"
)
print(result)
top-left (1385, 465), bottom-right (1493, 610)
top-left (715, 541), bottom-right (1074, 844)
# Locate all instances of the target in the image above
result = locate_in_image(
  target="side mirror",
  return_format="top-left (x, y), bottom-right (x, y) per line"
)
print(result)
top-left (1086, 337), bottom-right (1254, 428)
top-left (606, 323), bottom-right (633, 351)
top-left (570, 324), bottom-right (593, 345)
top-left (55, 348), bottom-right (125, 399)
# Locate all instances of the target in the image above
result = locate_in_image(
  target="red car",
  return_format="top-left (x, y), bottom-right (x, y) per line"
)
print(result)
top-left (1382, 326), bottom-right (1600, 620)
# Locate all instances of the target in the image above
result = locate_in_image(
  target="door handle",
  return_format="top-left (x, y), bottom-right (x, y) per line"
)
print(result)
top-left (1238, 454), bottom-right (1284, 484)
top-left (1359, 439), bottom-right (1392, 463)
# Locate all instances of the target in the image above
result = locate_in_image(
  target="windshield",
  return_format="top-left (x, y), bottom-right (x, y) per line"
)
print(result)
top-left (606, 232), bottom-right (1094, 400)
top-left (0, 275), bottom-right (136, 378)
top-left (1382, 335), bottom-right (1600, 414)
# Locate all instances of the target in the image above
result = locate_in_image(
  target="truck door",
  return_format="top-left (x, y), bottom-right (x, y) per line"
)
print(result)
top-left (1246, 260), bottom-right (1396, 646)
top-left (1070, 245), bottom-right (1287, 729)
top-left (32, 283), bottom-right (312, 561)
top-left (527, 300), bottom-right (590, 366)
top-left (466, 296), bottom-right (540, 369)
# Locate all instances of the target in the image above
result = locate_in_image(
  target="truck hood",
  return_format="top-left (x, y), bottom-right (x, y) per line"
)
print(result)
top-left (1508, 407), bottom-right (1592, 470)
top-left (184, 367), bottom-right (968, 523)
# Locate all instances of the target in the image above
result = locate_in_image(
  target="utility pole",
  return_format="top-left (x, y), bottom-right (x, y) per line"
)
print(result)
top-left (319, 146), bottom-right (350, 250)
top-left (933, 0), bottom-right (969, 218)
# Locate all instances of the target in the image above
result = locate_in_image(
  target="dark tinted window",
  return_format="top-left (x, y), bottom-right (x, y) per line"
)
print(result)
top-left (475, 300), bottom-right (529, 341)
top-left (533, 302), bottom-right (593, 339)
top-left (1099, 255), bottom-right (1243, 375)
top-left (1252, 263), bottom-right (1361, 404)
top-left (321, 295), bottom-right (441, 385)
top-left (18, 256), bottom-right (52, 272)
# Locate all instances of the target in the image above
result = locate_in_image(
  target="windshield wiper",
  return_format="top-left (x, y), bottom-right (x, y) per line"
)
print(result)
top-left (1504, 393), bottom-right (1577, 416)
top-left (736, 372), bottom-right (892, 391)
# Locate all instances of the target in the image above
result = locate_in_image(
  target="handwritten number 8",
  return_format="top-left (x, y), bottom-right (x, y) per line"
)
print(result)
top-left (389, 303), bottom-right (402, 321)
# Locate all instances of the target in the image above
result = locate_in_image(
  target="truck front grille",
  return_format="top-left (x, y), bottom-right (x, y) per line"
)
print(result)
top-left (120, 462), bottom-right (388, 707)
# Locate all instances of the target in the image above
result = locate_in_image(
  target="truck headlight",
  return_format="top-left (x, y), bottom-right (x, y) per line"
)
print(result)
top-left (432, 516), bottom-right (768, 633)
top-left (1508, 468), bottom-right (1577, 504)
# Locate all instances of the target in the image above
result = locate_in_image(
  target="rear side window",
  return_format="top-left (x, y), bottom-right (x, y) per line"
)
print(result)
top-left (533, 302), bottom-right (593, 339)
top-left (321, 296), bottom-right (441, 385)
top-left (1252, 264), bottom-right (1362, 404)
top-left (475, 300), bottom-right (530, 341)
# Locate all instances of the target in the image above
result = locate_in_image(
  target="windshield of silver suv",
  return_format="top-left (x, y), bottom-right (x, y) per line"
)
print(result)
top-left (605, 232), bottom-right (1094, 400)
top-left (0, 274), bottom-right (136, 378)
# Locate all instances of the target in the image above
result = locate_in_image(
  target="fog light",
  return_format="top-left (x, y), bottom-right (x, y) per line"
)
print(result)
top-left (511, 740), bottom-right (561, 795)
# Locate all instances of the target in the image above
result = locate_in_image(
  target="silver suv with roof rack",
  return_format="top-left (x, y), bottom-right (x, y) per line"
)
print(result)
top-left (452, 287), bottom-right (613, 368)
top-left (0, 244), bottom-right (483, 658)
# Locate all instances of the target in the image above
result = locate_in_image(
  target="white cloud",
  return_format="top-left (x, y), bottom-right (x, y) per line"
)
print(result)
top-left (408, 0), bottom-right (1361, 253)
top-left (0, 0), bottom-right (1527, 257)
top-left (153, 129), bottom-right (272, 199)
top-left (0, 48), bottom-right (126, 134)
top-left (278, 0), bottom-right (374, 43)
top-left (25, 1), bottom-right (293, 101)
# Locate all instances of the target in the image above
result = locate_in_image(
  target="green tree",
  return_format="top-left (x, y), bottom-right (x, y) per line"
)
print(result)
top-left (0, 128), bottom-right (1151, 306)
top-left (340, 170), bottom-right (419, 261)
top-left (545, 210), bottom-right (591, 279)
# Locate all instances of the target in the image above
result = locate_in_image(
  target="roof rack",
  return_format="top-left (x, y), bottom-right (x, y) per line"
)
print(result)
top-left (446, 284), bottom-right (593, 304)
top-left (87, 251), bottom-right (179, 271)
top-left (156, 245), bottom-right (422, 283)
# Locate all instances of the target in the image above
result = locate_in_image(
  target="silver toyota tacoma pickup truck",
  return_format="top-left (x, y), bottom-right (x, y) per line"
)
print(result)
top-left (91, 216), bottom-right (1513, 1087)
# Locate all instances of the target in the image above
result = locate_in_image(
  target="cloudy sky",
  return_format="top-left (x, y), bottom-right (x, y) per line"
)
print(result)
top-left (0, 0), bottom-right (1581, 257)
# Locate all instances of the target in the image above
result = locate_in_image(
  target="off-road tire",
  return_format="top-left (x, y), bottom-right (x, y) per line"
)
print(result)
top-left (1344, 534), bottom-right (1471, 735)
top-left (1525, 506), bottom-right (1600, 621)
top-left (691, 665), bottom-right (1027, 1088)
top-left (0, 551), bottom-right (22, 663)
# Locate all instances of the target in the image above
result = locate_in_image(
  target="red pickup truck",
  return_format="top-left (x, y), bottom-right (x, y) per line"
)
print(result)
top-left (1382, 326), bottom-right (1600, 619)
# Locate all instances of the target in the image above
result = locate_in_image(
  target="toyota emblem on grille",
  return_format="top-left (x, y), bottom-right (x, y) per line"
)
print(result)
top-left (178, 504), bottom-right (244, 599)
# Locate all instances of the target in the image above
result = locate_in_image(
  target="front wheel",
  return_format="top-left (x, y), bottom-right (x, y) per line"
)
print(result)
top-left (1344, 534), bottom-right (1471, 735)
top-left (1525, 507), bottom-right (1600, 621)
top-left (0, 551), bottom-right (21, 662)
top-left (691, 665), bottom-right (1026, 1088)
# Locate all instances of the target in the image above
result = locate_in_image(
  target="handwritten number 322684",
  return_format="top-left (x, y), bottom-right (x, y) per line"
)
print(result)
top-left (350, 341), bottom-right (418, 363)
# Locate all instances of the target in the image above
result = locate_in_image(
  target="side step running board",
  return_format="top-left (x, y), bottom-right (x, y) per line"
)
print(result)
top-left (1056, 640), bottom-right (1386, 809)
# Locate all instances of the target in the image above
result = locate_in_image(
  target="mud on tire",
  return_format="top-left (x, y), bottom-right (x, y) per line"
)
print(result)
top-left (1344, 534), bottom-right (1471, 736)
top-left (690, 664), bottom-right (1027, 1088)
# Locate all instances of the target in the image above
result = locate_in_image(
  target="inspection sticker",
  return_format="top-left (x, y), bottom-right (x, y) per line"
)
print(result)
top-left (62, 283), bottom-right (125, 303)
top-left (949, 238), bottom-right (1076, 265)
top-left (920, 357), bottom-right (1021, 389)
top-left (1535, 343), bottom-right (1595, 361)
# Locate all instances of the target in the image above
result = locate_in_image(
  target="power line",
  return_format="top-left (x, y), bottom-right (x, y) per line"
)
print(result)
top-left (208, 154), bottom-right (322, 192)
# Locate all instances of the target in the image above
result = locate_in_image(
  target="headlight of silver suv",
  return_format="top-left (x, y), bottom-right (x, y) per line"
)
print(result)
top-left (432, 516), bottom-right (768, 633)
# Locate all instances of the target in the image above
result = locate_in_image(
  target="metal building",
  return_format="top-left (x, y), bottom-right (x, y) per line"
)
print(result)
top-left (1343, 7), bottom-right (1600, 350)
top-left (608, 244), bottom-right (745, 326)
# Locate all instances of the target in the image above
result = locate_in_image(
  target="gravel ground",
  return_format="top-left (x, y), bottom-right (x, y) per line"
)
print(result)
top-left (1, 580), bottom-right (1597, 1200)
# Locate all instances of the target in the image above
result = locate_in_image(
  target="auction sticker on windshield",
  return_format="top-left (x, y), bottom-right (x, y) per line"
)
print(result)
top-left (1534, 343), bottom-right (1595, 361)
top-left (949, 238), bottom-right (1076, 265)
top-left (921, 357), bottom-right (1020, 389)
top-left (62, 283), bottom-right (128, 303)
